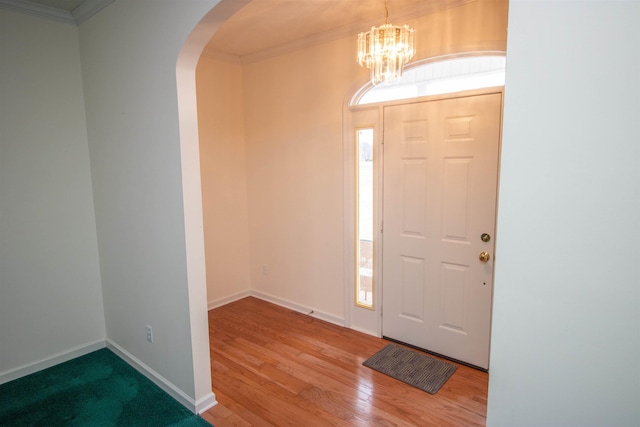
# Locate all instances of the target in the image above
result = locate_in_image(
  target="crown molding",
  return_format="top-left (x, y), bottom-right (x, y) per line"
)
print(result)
top-left (0, 0), bottom-right (113, 25)
top-left (72, 0), bottom-right (113, 25)
top-left (0, 0), bottom-right (75, 24)
top-left (199, 49), bottom-right (242, 64)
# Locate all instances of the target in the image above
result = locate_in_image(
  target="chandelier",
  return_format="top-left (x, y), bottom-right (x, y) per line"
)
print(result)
top-left (357, 0), bottom-right (415, 85)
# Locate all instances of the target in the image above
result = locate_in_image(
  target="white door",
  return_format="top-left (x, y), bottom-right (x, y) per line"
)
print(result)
top-left (382, 92), bottom-right (501, 369)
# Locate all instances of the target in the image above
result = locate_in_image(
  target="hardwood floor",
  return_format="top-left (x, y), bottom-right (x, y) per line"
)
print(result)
top-left (201, 297), bottom-right (488, 426)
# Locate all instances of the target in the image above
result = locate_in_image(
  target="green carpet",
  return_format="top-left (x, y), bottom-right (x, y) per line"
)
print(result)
top-left (0, 348), bottom-right (212, 426)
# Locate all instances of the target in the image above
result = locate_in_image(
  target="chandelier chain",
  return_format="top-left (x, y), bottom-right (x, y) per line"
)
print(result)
top-left (384, 0), bottom-right (389, 24)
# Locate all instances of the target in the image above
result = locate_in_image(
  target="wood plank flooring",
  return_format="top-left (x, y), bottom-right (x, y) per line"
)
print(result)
top-left (201, 297), bottom-right (488, 426)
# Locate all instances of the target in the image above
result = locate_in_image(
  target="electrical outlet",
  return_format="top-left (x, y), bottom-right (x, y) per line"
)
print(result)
top-left (262, 264), bottom-right (269, 276)
top-left (146, 325), bottom-right (153, 343)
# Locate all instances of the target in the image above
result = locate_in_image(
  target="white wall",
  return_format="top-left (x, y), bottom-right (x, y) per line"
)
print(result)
top-left (0, 10), bottom-right (105, 380)
top-left (196, 57), bottom-right (252, 306)
top-left (77, 0), bottom-right (221, 408)
top-left (487, 1), bottom-right (640, 425)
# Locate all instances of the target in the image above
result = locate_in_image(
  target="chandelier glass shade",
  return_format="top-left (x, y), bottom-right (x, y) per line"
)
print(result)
top-left (358, 22), bottom-right (415, 85)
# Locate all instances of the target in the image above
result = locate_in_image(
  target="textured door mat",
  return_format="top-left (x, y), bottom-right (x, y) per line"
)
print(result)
top-left (363, 344), bottom-right (457, 394)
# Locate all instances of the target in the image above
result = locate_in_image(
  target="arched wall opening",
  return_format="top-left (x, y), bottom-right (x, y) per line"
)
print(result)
top-left (179, 0), bottom-right (509, 411)
top-left (175, 0), bottom-right (250, 412)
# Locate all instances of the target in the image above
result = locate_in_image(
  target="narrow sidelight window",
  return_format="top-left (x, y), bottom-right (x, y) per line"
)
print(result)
top-left (356, 128), bottom-right (374, 308)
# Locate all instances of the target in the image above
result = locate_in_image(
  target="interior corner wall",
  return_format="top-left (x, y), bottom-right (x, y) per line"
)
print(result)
top-left (196, 56), bottom-right (251, 306)
top-left (77, 0), bottom-right (219, 402)
top-left (0, 10), bottom-right (105, 379)
top-left (239, 0), bottom-right (508, 321)
top-left (487, 1), bottom-right (640, 425)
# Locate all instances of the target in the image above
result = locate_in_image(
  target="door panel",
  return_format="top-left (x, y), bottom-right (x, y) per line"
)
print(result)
top-left (401, 161), bottom-right (427, 235)
top-left (382, 93), bottom-right (501, 369)
top-left (399, 255), bottom-right (425, 321)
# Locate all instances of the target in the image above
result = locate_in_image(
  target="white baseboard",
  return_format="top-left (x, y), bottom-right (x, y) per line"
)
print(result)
top-left (207, 290), bottom-right (251, 311)
top-left (106, 339), bottom-right (216, 414)
top-left (349, 325), bottom-right (379, 338)
top-left (0, 339), bottom-right (106, 385)
top-left (250, 290), bottom-right (345, 327)
top-left (208, 290), bottom-right (346, 328)
top-left (194, 392), bottom-right (218, 414)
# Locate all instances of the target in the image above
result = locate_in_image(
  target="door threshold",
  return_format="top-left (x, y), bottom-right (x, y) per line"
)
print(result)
top-left (382, 336), bottom-right (489, 373)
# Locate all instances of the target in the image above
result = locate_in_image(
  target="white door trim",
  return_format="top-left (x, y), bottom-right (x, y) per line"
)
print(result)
top-left (343, 87), bottom-right (504, 340)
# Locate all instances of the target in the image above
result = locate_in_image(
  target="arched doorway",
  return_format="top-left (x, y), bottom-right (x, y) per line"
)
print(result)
top-left (176, 0), bottom-right (250, 412)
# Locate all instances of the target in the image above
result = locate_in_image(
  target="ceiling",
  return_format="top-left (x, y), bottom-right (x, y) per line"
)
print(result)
top-left (202, 0), bottom-right (468, 62)
top-left (6, 0), bottom-right (469, 61)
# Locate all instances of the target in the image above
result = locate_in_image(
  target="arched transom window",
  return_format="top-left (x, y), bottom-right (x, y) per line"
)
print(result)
top-left (356, 54), bottom-right (506, 105)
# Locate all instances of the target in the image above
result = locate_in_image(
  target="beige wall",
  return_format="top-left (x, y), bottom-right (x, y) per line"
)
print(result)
top-left (243, 37), bottom-right (354, 318)
top-left (196, 57), bottom-right (252, 304)
top-left (198, 0), bottom-right (508, 319)
top-left (411, 0), bottom-right (508, 58)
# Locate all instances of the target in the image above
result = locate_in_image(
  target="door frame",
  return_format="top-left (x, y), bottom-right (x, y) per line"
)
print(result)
top-left (343, 86), bottom-right (505, 340)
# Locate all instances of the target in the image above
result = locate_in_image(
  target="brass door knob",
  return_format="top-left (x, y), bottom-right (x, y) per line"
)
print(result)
top-left (479, 252), bottom-right (490, 262)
